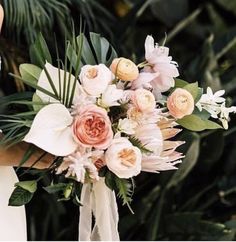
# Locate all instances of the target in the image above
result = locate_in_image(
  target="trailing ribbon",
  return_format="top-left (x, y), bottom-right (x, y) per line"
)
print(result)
top-left (79, 178), bottom-right (120, 241)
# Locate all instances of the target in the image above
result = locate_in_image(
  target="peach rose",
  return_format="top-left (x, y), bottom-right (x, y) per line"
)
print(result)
top-left (110, 57), bottom-right (139, 81)
top-left (131, 88), bottom-right (156, 113)
top-left (167, 88), bottom-right (194, 119)
top-left (79, 64), bottom-right (113, 96)
top-left (105, 137), bottom-right (142, 178)
top-left (72, 105), bottom-right (113, 149)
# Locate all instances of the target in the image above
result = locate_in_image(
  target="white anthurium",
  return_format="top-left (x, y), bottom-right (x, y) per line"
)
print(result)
top-left (24, 103), bottom-right (78, 156)
top-left (36, 62), bottom-right (81, 104)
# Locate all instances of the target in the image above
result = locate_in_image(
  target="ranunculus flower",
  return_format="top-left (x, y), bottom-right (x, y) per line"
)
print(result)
top-left (131, 88), bottom-right (156, 113)
top-left (167, 88), bottom-right (194, 119)
top-left (110, 57), bottom-right (139, 81)
top-left (72, 105), bottom-right (113, 149)
top-left (79, 64), bottom-right (113, 96)
top-left (105, 137), bottom-right (142, 178)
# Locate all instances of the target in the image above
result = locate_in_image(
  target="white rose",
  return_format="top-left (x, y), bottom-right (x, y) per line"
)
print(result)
top-left (79, 64), bottom-right (113, 96)
top-left (118, 118), bottom-right (137, 135)
top-left (98, 84), bottom-right (123, 108)
top-left (131, 88), bottom-right (156, 113)
top-left (105, 138), bottom-right (142, 178)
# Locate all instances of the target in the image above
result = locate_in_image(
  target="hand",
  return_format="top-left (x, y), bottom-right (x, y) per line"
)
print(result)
top-left (0, 141), bottom-right (55, 169)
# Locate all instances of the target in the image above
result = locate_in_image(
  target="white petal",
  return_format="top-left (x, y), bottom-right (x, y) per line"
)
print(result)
top-left (145, 35), bottom-right (155, 60)
top-left (36, 62), bottom-right (80, 104)
top-left (24, 103), bottom-right (77, 156)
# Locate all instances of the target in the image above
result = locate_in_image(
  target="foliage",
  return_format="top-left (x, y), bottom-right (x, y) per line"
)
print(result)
top-left (1, 0), bottom-right (236, 240)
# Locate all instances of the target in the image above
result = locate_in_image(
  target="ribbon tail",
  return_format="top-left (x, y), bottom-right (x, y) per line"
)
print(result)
top-left (79, 183), bottom-right (92, 241)
top-left (78, 178), bottom-right (120, 241)
top-left (91, 178), bottom-right (120, 241)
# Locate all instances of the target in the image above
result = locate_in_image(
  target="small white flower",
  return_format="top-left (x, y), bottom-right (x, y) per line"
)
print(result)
top-left (98, 84), bottom-right (123, 108)
top-left (196, 87), bottom-right (225, 113)
top-left (118, 118), bottom-right (137, 135)
top-left (219, 103), bottom-right (236, 129)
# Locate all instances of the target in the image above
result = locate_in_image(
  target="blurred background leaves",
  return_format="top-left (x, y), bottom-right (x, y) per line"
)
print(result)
top-left (0, 0), bottom-right (236, 240)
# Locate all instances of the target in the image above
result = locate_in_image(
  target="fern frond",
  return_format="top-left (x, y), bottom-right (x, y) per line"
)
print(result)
top-left (129, 136), bottom-right (152, 154)
top-left (115, 177), bottom-right (134, 214)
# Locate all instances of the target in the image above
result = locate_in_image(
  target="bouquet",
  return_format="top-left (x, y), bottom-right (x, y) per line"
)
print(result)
top-left (1, 32), bottom-right (235, 241)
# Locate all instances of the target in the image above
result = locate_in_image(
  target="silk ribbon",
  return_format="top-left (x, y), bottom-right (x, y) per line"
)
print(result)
top-left (79, 178), bottom-right (120, 241)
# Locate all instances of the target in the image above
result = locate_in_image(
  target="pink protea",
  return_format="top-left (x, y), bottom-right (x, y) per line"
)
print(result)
top-left (135, 116), bottom-right (184, 173)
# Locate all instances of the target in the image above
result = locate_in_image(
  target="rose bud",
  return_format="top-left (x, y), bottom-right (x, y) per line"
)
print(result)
top-left (110, 57), bottom-right (139, 81)
top-left (167, 88), bottom-right (194, 119)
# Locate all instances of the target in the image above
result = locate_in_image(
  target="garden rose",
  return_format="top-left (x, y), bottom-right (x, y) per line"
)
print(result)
top-left (167, 88), bottom-right (194, 119)
top-left (110, 57), bottom-right (139, 81)
top-left (105, 137), bottom-right (142, 178)
top-left (72, 105), bottom-right (113, 149)
top-left (131, 88), bottom-right (156, 113)
top-left (79, 64), bottom-right (113, 96)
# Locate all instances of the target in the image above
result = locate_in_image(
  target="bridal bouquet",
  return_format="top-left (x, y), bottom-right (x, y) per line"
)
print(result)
top-left (1, 32), bottom-right (235, 240)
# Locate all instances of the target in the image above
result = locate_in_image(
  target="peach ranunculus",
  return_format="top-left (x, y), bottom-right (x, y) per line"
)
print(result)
top-left (110, 57), bottom-right (139, 81)
top-left (167, 88), bottom-right (194, 119)
top-left (131, 88), bottom-right (156, 113)
top-left (79, 64), bottom-right (113, 96)
top-left (105, 137), bottom-right (142, 178)
top-left (72, 105), bottom-right (113, 149)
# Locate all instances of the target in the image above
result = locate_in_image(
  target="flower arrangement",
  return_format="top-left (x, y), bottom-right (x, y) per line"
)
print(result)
top-left (0, 32), bottom-right (235, 240)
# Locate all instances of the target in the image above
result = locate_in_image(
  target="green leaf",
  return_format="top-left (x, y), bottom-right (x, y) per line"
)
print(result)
top-left (177, 114), bottom-right (222, 131)
top-left (167, 132), bottom-right (200, 189)
top-left (15, 180), bottom-right (37, 193)
top-left (19, 64), bottom-right (42, 85)
top-left (183, 82), bottom-right (199, 100)
top-left (32, 93), bottom-right (44, 112)
top-left (8, 187), bottom-right (34, 206)
top-left (43, 183), bottom-right (68, 194)
top-left (68, 32), bottom-right (117, 72)
top-left (175, 78), bottom-right (188, 88)
top-left (105, 170), bottom-right (117, 191)
top-left (30, 32), bottom-right (52, 68)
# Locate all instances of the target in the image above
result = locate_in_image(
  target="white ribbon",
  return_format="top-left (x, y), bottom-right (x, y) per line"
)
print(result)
top-left (79, 178), bottom-right (120, 241)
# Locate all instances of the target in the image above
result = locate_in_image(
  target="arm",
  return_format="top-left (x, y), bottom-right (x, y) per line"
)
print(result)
top-left (0, 142), bottom-right (55, 169)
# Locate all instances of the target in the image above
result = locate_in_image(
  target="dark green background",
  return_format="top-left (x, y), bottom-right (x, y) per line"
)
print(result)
top-left (0, 0), bottom-right (236, 240)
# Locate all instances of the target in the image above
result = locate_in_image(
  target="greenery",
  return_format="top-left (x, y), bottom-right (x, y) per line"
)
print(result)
top-left (1, 0), bottom-right (236, 240)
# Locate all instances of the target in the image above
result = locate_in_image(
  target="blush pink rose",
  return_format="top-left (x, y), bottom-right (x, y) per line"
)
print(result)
top-left (72, 105), bottom-right (113, 149)
top-left (167, 88), bottom-right (194, 119)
